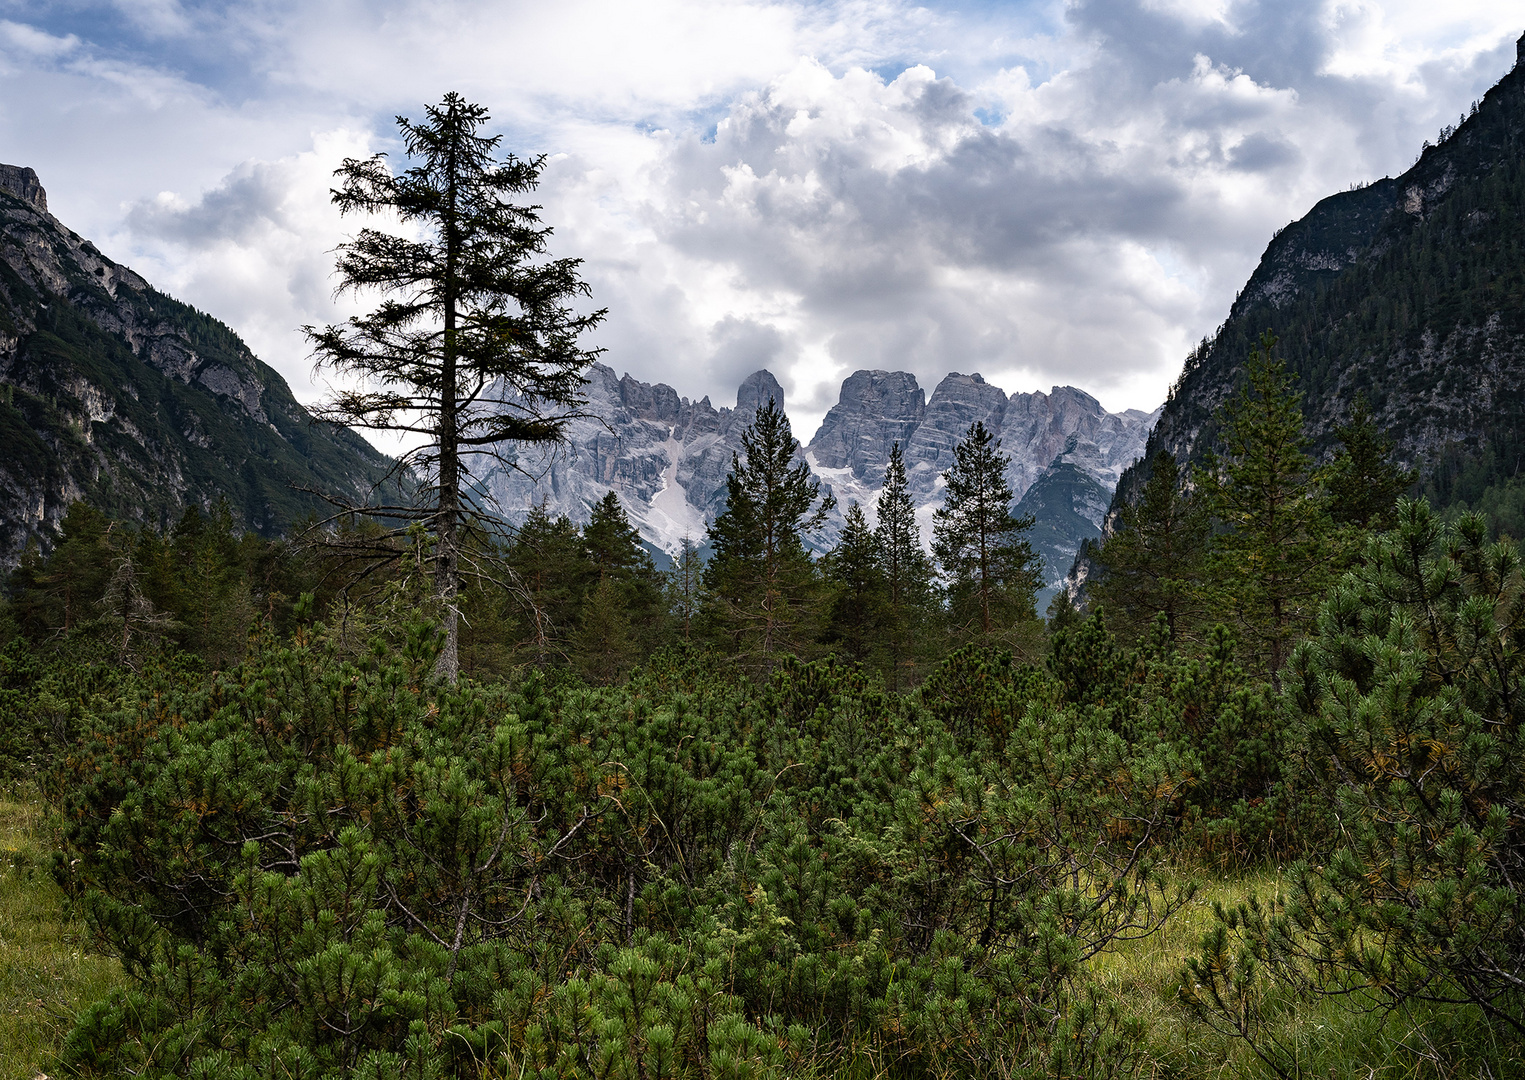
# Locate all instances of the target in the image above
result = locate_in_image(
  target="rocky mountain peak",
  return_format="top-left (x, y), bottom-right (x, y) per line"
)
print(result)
top-left (736, 369), bottom-right (785, 413)
top-left (809, 369), bottom-right (926, 480)
top-left (0, 164), bottom-right (47, 213)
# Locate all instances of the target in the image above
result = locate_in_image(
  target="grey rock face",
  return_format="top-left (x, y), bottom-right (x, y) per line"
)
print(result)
top-left (488, 358), bottom-right (1156, 590)
top-left (999, 387), bottom-right (1160, 504)
top-left (734, 369), bottom-right (786, 415)
top-left (903, 373), bottom-right (1012, 499)
top-left (0, 169), bottom-right (389, 563)
top-left (1015, 434), bottom-right (1116, 610)
top-left (483, 364), bottom-right (799, 554)
top-left (806, 371), bottom-right (1153, 535)
top-left (810, 370), bottom-right (926, 480)
top-left (0, 164), bottom-right (47, 213)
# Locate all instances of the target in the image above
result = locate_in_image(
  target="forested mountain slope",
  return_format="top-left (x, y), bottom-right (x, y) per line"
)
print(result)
top-left (1109, 32), bottom-right (1525, 520)
top-left (0, 165), bottom-right (390, 564)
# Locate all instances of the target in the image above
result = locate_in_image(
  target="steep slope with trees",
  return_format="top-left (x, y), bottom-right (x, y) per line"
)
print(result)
top-left (1108, 33), bottom-right (1525, 526)
top-left (0, 165), bottom-right (390, 563)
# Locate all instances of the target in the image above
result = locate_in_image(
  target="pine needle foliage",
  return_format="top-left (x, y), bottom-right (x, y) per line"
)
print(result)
top-left (1196, 333), bottom-right (1334, 683)
top-left (1093, 452), bottom-right (1211, 646)
top-left (875, 441), bottom-right (939, 687)
top-left (1183, 499), bottom-right (1525, 1066)
top-left (702, 398), bottom-right (834, 668)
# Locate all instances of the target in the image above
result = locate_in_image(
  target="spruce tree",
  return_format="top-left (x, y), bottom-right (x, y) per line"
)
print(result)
top-left (305, 93), bottom-right (604, 681)
top-left (582, 492), bottom-right (663, 616)
top-left (874, 441), bottom-right (938, 685)
top-left (1093, 452), bottom-right (1211, 645)
top-left (933, 421), bottom-right (1041, 644)
top-left (824, 502), bottom-right (885, 665)
top-left (1195, 333), bottom-right (1333, 682)
top-left (576, 576), bottom-right (636, 683)
top-left (14, 502), bottom-right (111, 637)
top-left (665, 535), bottom-right (704, 642)
top-left (702, 398), bottom-right (834, 667)
top-left (577, 492), bottom-right (663, 673)
top-left (1326, 396), bottom-right (1415, 530)
top-left (507, 505), bottom-right (588, 666)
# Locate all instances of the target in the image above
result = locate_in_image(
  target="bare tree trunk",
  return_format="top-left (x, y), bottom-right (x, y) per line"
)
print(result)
top-left (435, 120), bottom-right (462, 684)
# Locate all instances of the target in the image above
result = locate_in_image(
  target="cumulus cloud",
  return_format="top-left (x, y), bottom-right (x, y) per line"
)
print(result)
top-left (113, 130), bottom-right (381, 401)
top-left (0, 0), bottom-right (1518, 439)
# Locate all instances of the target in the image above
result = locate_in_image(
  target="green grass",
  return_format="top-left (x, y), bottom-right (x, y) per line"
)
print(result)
top-left (1097, 864), bottom-right (1525, 1079)
top-left (0, 786), bottom-right (122, 1080)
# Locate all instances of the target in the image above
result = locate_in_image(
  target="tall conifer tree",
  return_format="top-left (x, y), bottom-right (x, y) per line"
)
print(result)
top-left (576, 492), bottom-right (663, 673)
top-left (703, 398), bottom-right (834, 667)
top-left (306, 94), bottom-right (604, 681)
top-left (506, 505), bottom-right (588, 666)
top-left (933, 421), bottom-right (1041, 643)
top-left (665, 535), bottom-right (704, 642)
top-left (824, 502), bottom-right (885, 664)
top-left (1196, 332), bottom-right (1333, 682)
top-left (1094, 452), bottom-right (1211, 645)
top-left (875, 442), bottom-right (938, 684)
top-left (1326, 397), bottom-right (1415, 531)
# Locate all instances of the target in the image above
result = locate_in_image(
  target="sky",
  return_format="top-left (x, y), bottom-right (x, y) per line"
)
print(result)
top-left (0, 0), bottom-right (1519, 441)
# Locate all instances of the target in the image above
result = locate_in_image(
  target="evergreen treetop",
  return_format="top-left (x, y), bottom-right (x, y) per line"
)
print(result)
top-left (1196, 332), bottom-right (1333, 681)
top-left (933, 421), bottom-right (1041, 643)
top-left (703, 398), bottom-right (834, 666)
top-left (1094, 451), bottom-right (1211, 645)
top-left (875, 442), bottom-right (939, 685)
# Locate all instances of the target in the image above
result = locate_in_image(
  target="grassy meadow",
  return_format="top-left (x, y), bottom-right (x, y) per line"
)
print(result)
top-left (0, 787), bottom-right (121, 1080)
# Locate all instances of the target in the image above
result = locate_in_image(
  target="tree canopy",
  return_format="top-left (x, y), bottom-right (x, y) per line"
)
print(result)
top-left (933, 420), bottom-right (1041, 647)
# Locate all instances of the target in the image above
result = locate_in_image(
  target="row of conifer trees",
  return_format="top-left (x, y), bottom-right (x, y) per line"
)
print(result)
top-left (2, 334), bottom-right (1420, 694)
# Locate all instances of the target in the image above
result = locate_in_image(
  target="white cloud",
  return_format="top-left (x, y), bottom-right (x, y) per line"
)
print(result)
top-left (0, 0), bottom-right (1518, 443)
top-left (0, 19), bottom-right (78, 59)
top-left (113, 129), bottom-right (380, 402)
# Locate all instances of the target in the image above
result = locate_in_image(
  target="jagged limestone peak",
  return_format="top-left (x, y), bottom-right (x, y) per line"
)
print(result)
top-left (0, 164), bottom-right (47, 212)
top-left (736, 369), bottom-right (785, 413)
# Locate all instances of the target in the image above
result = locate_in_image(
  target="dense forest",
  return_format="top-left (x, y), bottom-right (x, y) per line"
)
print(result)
top-left (2, 335), bottom-right (1522, 1078)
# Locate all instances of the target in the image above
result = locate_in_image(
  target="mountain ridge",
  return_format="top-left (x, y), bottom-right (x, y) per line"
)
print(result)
top-left (1074, 30), bottom-right (1525, 597)
top-left (484, 360), bottom-right (1157, 599)
top-left (0, 164), bottom-right (392, 564)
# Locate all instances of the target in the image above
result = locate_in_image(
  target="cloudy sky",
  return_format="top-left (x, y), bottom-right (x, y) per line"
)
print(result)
top-left (1, 1), bottom-right (1519, 439)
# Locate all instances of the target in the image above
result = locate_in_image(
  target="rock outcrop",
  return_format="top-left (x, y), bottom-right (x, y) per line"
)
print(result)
top-left (0, 166), bottom-right (390, 562)
top-left (483, 364), bottom-right (797, 561)
top-left (808, 369), bottom-right (925, 481)
top-left (807, 370), bottom-right (1156, 552)
top-left (0, 165), bottom-right (46, 213)
top-left (485, 361), bottom-right (1156, 575)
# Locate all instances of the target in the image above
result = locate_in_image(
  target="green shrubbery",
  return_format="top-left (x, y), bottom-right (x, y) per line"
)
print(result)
top-left (37, 607), bottom-right (1210, 1078)
top-left (6, 329), bottom-right (1524, 1074)
top-left (0, 496), bottom-right (1518, 1075)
